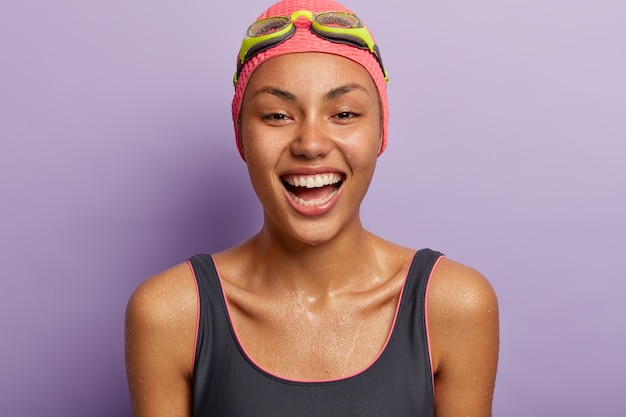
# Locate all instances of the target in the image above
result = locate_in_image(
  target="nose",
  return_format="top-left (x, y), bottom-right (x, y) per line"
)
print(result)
top-left (289, 118), bottom-right (333, 159)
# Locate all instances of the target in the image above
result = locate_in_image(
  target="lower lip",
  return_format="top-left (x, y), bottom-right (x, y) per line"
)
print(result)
top-left (283, 186), bottom-right (343, 217)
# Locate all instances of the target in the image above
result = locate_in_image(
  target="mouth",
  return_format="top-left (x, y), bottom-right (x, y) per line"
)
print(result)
top-left (281, 173), bottom-right (344, 207)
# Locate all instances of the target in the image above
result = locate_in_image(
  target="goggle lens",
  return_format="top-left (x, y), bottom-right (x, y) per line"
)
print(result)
top-left (314, 12), bottom-right (361, 29)
top-left (248, 17), bottom-right (291, 37)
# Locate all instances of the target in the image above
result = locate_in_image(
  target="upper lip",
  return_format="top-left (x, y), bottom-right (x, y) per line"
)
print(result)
top-left (280, 166), bottom-right (345, 176)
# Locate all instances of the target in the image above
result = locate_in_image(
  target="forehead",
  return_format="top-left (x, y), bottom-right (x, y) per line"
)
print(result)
top-left (245, 52), bottom-right (377, 97)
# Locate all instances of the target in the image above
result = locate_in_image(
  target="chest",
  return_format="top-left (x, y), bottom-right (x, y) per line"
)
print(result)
top-left (193, 279), bottom-right (434, 417)
top-left (227, 291), bottom-right (400, 380)
top-left (189, 251), bottom-right (438, 416)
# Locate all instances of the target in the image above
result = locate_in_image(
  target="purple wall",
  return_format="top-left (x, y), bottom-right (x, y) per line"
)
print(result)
top-left (1, 1), bottom-right (624, 416)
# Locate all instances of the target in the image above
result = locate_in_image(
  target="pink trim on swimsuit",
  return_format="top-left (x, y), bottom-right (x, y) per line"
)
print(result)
top-left (211, 254), bottom-right (416, 384)
top-left (424, 254), bottom-right (445, 395)
top-left (187, 259), bottom-right (201, 378)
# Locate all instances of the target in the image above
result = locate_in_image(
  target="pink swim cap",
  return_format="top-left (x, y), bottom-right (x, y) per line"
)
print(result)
top-left (231, 0), bottom-right (389, 160)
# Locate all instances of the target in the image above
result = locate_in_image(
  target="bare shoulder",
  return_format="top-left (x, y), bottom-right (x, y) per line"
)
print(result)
top-left (125, 262), bottom-right (197, 416)
top-left (427, 257), bottom-right (499, 417)
top-left (428, 256), bottom-right (499, 354)
top-left (428, 257), bottom-right (498, 320)
top-left (126, 262), bottom-right (197, 332)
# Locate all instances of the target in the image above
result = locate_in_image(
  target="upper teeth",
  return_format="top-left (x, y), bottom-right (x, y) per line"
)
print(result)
top-left (283, 174), bottom-right (342, 188)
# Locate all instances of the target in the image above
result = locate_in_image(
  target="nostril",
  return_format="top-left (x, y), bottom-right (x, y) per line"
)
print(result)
top-left (290, 136), bottom-right (333, 158)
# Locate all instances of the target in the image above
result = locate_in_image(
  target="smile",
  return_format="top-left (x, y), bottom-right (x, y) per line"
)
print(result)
top-left (281, 173), bottom-right (344, 207)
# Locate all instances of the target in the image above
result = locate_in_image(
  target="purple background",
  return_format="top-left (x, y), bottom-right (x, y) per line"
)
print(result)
top-left (1, 0), bottom-right (624, 416)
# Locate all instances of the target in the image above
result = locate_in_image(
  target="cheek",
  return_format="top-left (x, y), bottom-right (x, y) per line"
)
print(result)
top-left (239, 120), bottom-right (268, 162)
top-left (239, 123), bottom-right (280, 186)
top-left (244, 155), bottom-right (274, 205)
top-left (237, 101), bottom-right (258, 156)
top-left (238, 119), bottom-right (252, 156)
top-left (342, 122), bottom-right (382, 161)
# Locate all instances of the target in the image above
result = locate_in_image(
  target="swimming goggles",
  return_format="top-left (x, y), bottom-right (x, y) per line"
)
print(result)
top-left (234, 10), bottom-right (389, 86)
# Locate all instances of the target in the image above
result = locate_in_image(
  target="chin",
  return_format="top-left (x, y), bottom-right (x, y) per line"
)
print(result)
top-left (272, 214), bottom-right (355, 249)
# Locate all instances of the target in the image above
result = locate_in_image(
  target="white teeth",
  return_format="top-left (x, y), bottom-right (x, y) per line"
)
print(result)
top-left (291, 189), bottom-right (338, 207)
top-left (283, 174), bottom-right (342, 188)
top-left (282, 173), bottom-right (343, 208)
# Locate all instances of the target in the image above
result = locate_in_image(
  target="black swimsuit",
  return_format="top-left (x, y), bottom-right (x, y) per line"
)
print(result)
top-left (188, 248), bottom-right (443, 417)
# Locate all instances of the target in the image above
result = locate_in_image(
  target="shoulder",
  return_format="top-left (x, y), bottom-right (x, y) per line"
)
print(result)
top-left (428, 257), bottom-right (498, 319)
top-left (126, 262), bottom-right (197, 324)
top-left (125, 261), bottom-right (198, 356)
top-left (125, 262), bottom-right (198, 414)
top-left (426, 257), bottom-right (499, 415)
top-left (427, 256), bottom-right (499, 371)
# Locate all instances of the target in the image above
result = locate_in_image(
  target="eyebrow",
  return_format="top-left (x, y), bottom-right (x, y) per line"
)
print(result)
top-left (252, 87), bottom-right (297, 101)
top-left (324, 83), bottom-right (368, 101)
top-left (252, 83), bottom-right (368, 102)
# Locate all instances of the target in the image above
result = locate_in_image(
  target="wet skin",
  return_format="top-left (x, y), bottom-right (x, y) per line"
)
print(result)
top-left (238, 52), bottom-right (382, 248)
top-left (125, 52), bottom-right (498, 417)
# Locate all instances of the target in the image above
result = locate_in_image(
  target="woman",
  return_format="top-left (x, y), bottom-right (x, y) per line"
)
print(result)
top-left (125, 0), bottom-right (499, 415)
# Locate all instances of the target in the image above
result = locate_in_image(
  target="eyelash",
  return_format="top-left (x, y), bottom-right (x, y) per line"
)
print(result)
top-left (334, 111), bottom-right (360, 120)
top-left (259, 111), bottom-right (361, 122)
top-left (260, 112), bottom-right (288, 121)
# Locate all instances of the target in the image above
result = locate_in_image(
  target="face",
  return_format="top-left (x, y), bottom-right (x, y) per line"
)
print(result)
top-left (239, 52), bottom-right (382, 246)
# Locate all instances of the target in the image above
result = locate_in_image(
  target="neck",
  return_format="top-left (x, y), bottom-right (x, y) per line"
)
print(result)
top-left (248, 220), bottom-right (384, 294)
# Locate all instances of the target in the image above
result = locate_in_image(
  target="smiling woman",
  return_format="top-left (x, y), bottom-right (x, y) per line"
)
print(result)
top-left (124, 0), bottom-right (499, 416)
top-left (240, 53), bottom-right (381, 232)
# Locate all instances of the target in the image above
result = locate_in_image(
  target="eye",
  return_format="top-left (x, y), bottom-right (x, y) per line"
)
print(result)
top-left (261, 112), bottom-right (290, 122)
top-left (334, 111), bottom-right (360, 120)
